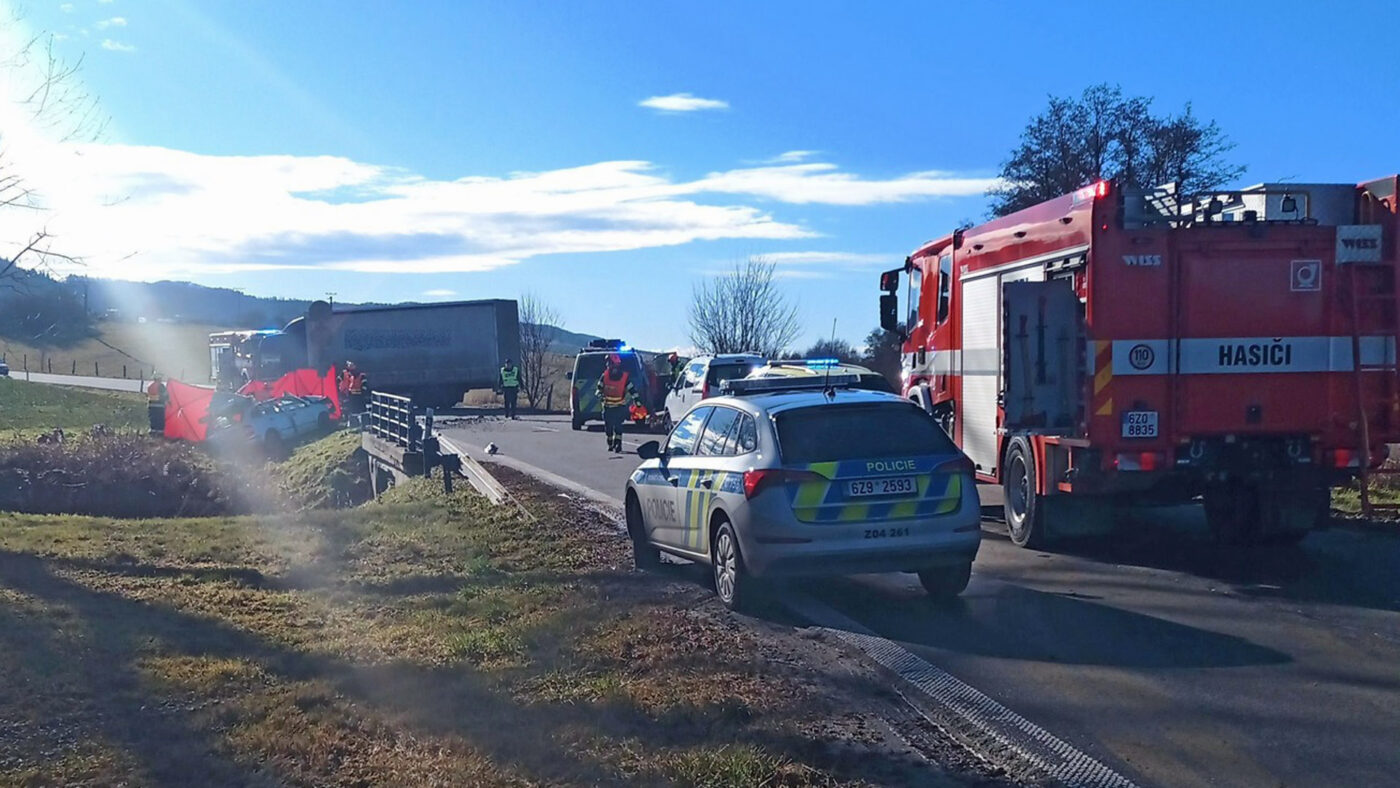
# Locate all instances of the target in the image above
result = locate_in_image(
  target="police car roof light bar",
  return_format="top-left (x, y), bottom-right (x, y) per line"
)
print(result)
top-left (723, 374), bottom-right (861, 396)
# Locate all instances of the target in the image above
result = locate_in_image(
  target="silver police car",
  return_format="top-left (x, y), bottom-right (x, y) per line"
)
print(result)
top-left (625, 376), bottom-right (981, 609)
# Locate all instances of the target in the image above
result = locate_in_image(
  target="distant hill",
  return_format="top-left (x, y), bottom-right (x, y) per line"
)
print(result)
top-left (15, 275), bottom-right (605, 354)
top-left (542, 325), bottom-right (608, 355)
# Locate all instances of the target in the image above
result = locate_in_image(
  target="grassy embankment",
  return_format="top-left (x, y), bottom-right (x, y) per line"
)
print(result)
top-left (0, 376), bottom-right (147, 438)
top-left (0, 479), bottom-right (879, 786)
top-left (0, 320), bottom-right (227, 382)
top-left (0, 380), bottom-right (894, 786)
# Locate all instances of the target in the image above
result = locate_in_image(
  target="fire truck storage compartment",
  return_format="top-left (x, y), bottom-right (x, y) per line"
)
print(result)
top-left (960, 263), bottom-right (1045, 475)
top-left (1002, 280), bottom-right (1085, 433)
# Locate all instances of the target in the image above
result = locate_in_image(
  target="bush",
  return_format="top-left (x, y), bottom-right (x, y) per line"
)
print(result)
top-left (0, 433), bottom-right (267, 518)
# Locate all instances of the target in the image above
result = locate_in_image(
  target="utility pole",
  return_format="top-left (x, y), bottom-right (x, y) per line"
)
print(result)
top-left (326, 291), bottom-right (337, 309)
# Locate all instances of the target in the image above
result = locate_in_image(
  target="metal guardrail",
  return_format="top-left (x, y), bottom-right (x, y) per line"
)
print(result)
top-left (367, 390), bottom-right (419, 449)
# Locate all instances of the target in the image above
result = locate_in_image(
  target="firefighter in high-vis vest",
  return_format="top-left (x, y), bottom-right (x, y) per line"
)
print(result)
top-left (340, 361), bottom-right (367, 414)
top-left (498, 358), bottom-right (520, 419)
top-left (146, 374), bottom-right (167, 435)
top-left (596, 353), bottom-right (640, 453)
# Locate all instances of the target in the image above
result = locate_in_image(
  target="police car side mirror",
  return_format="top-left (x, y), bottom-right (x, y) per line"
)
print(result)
top-left (637, 440), bottom-right (662, 460)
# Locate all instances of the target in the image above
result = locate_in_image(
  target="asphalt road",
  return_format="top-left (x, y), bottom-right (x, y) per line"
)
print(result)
top-left (442, 412), bottom-right (1400, 787)
top-left (6, 371), bottom-right (147, 393)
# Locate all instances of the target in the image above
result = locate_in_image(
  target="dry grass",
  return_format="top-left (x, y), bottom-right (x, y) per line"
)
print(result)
top-left (0, 320), bottom-right (229, 383)
top-left (0, 475), bottom-right (893, 786)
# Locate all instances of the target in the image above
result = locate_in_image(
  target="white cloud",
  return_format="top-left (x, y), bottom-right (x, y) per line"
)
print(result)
top-left (0, 36), bottom-right (987, 286)
top-left (59, 3), bottom-right (74, 12)
top-left (763, 251), bottom-right (893, 266)
top-left (422, 289), bottom-right (457, 297)
top-left (98, 0), bottom-right (115, 4)
top-left (767, 150), bottom-right (818, 164)
top-left (96, 16), bottom-right (127, 28)
top-left (100, 38), bottom-right (135, 52)
top-left (638, 93), bottom-right (729, 113)
top-left (0, 142), bottom-right (994, 282)
top-left (693, 162), bottom-right (997, 205)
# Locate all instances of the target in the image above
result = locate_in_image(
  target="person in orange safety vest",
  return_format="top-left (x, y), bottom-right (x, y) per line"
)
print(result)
top-left (340, 360), bottom-right (367, 413)
top-left (595, 353), bottom-right (640, 453)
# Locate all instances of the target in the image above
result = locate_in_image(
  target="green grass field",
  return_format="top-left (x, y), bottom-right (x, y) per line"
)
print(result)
top-left (1, 320), bottom-right (228, 383)
top-left (0, 376), bottom-right (146, 436)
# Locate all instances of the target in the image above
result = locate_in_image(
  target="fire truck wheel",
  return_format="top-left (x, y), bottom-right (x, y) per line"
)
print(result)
top-left (1003, 436), bottom-right (1047, 548)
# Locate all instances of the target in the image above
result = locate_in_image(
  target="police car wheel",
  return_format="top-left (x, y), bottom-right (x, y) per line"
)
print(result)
top-left (711, 520), bottom-right (748, 611)
top-left (918, 562), bottom-right (971, 601)
top-left (571, 417), bottom-right (583, 431)
top-left (626, 496), bottom-right (660, 570)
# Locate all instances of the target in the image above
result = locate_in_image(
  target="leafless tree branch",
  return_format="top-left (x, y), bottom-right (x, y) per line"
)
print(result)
top-left (688, 257), bottom-right (800, 357)
top-left (517, 293), bottom-right (563, 410)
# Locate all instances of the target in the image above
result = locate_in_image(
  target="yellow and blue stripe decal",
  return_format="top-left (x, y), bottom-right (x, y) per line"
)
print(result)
top-left (575, 372), bottom-right (603, 416)
top-left (630, 467), bottom-right (742, 551)
top-left (787, 456), bottom-right (963, 523)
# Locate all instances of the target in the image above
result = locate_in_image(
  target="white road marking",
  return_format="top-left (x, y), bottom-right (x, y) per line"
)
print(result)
top-left (785, 592), bottom-right (1138, 788)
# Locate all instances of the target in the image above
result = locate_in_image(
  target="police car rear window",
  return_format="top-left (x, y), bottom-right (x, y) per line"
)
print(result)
top-left (775, 402), bottom-right (957, 463)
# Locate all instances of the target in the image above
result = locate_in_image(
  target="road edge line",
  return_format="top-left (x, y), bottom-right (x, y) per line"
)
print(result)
top-left (437, 435), bottom-right (625, 513)
top-left (785, 592), bottom-right (1139, 788)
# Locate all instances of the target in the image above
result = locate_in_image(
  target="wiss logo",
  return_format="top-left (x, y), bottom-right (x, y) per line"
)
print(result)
top-left (1123, 254), bottom-right (1162, 267)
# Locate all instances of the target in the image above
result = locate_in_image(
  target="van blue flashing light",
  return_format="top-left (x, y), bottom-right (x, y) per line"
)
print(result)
top-left (806, 358), bottom-right (840, 368)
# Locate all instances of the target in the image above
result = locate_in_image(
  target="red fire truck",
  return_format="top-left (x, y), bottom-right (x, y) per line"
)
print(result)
top-left (879, 176), bottom-right (1400, 546)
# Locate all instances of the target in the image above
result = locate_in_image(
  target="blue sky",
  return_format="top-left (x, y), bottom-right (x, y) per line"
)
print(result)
top-left (6, 0), bottom-right (1400, 349)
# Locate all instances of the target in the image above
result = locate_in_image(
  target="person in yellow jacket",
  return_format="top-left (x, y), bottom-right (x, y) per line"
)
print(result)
top-left (596, 353), bottom-right (640, 453)
top-left (498, 358), bottom-right (521, 419)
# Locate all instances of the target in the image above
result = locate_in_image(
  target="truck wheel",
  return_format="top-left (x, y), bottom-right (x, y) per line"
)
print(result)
top-left (918, 561), bottom-right (972, 601)
top-left (1003, 436), bottom-right (1048, 548)
top-left (657, 410), bottom-right (673, 434)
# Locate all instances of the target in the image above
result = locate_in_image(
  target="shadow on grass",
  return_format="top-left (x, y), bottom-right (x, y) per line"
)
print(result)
top-left (0, 549), bottom-right (914, 786)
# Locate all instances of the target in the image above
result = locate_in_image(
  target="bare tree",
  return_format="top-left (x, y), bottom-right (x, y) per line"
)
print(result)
top-left (517, 292), bottom-right (562, 410)
top-left (1, 26), bottom-right (107, 290)
top-left (688, 257), bottom-right (800, 357)
top-left (988, 84), bottom-right (1243, 217)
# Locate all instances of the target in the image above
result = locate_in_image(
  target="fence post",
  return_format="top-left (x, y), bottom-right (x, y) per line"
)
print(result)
top-left (72, 360), bottom-right (76, 374)
top-left (23, 354), bottom-right (27, 372)
top-left (94, 361), bottom-right (99, 376)
top-left (123, 364), bottom-right (127, 378)
top-left (47, 358), bottom-right (52, 373)
top-left (546, 383), bottom-right (553, 412)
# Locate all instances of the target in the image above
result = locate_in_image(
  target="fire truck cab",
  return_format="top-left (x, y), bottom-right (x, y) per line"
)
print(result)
top-left (880, 176), bottom-right (1400, 546)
